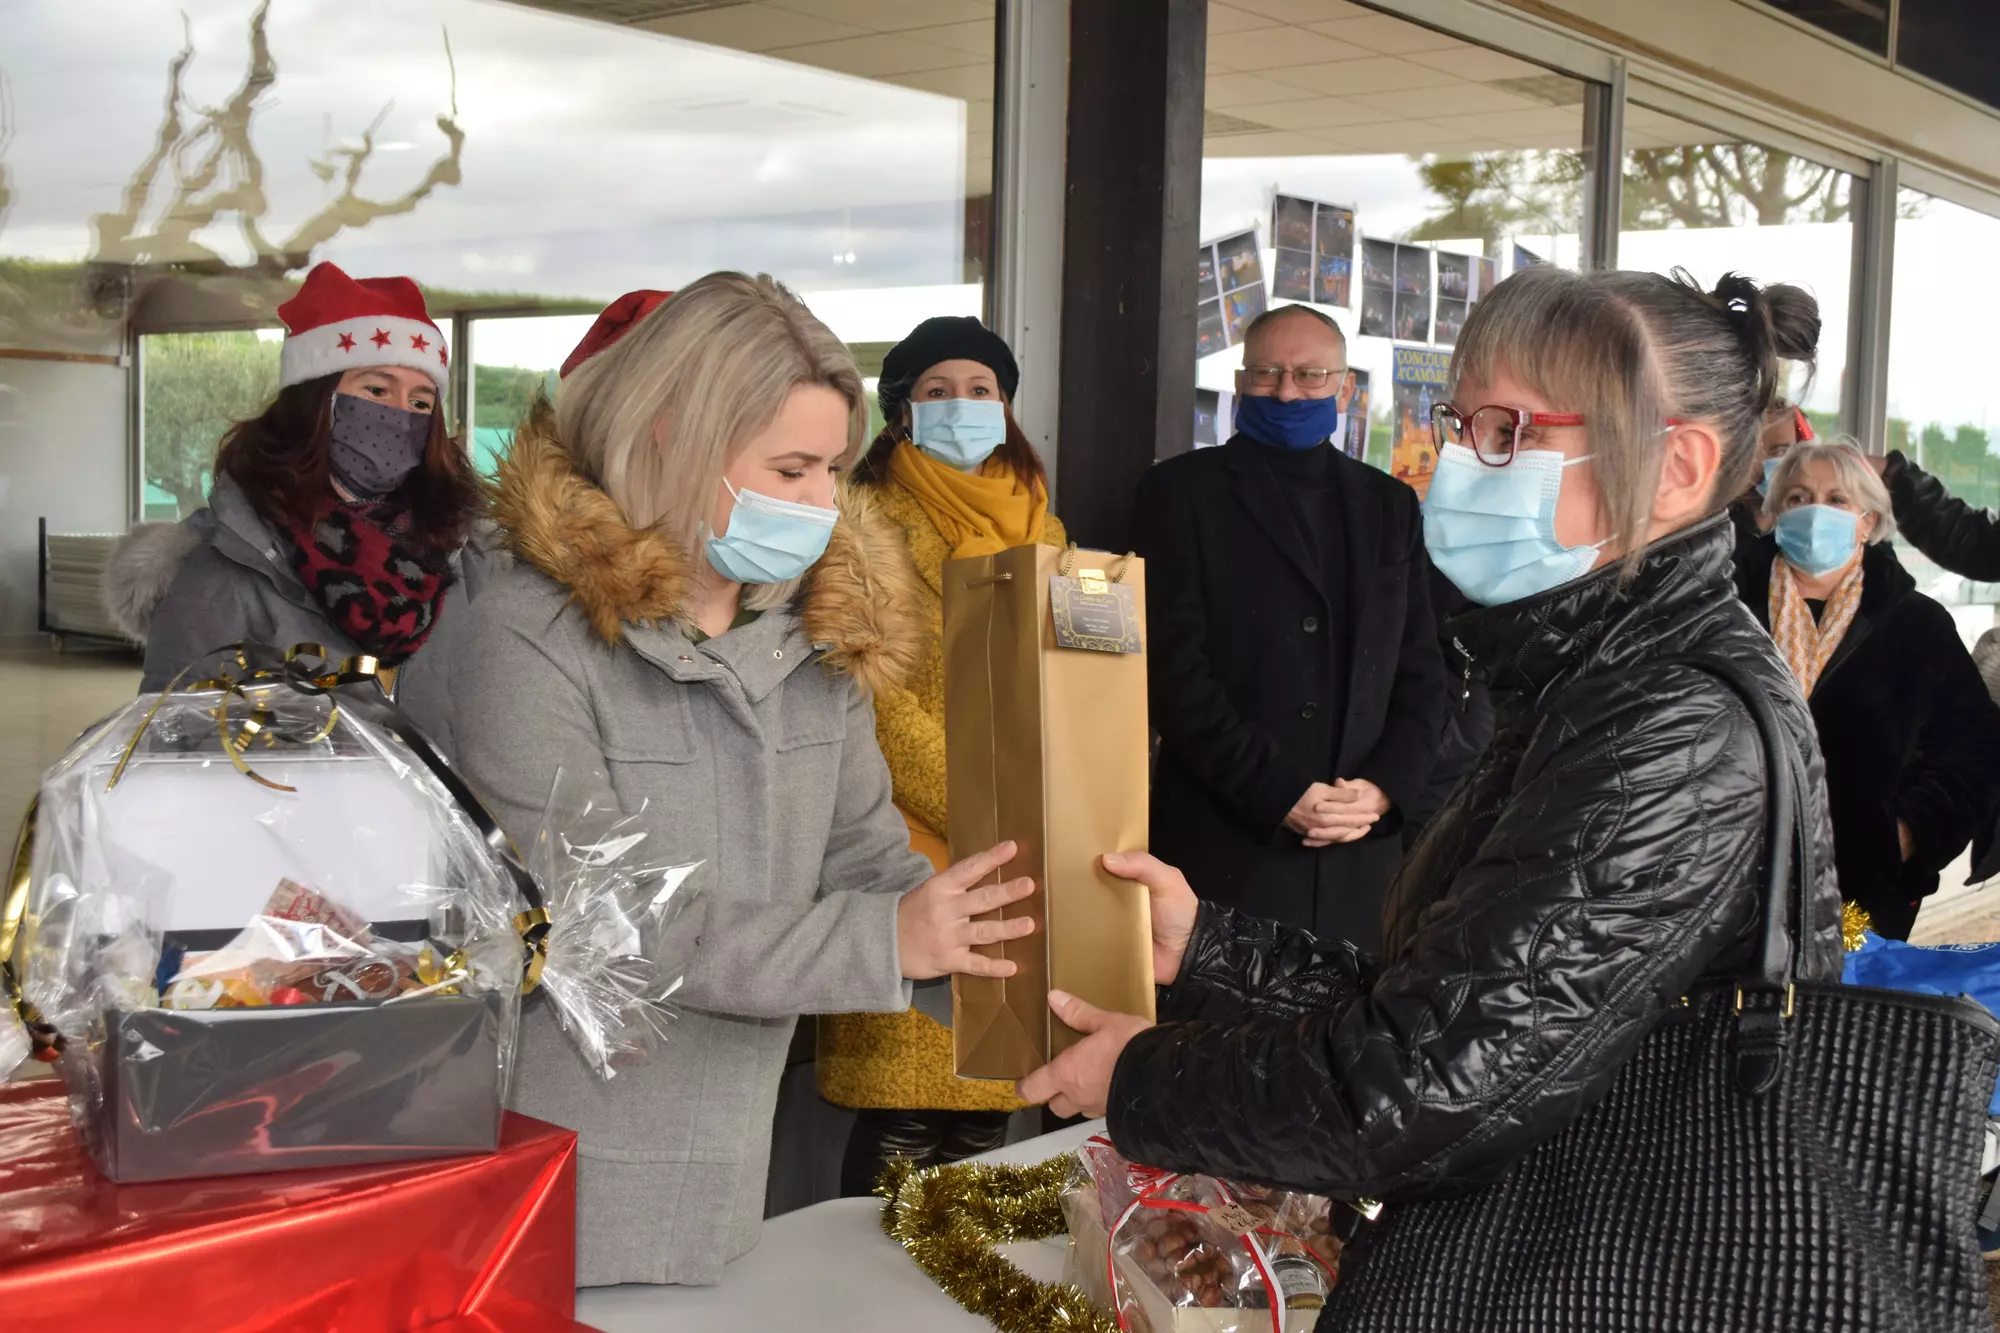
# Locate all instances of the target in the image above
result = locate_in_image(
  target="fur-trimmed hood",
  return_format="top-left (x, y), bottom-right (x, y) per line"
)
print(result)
top-left (491, 399), bottom-right (926, 696)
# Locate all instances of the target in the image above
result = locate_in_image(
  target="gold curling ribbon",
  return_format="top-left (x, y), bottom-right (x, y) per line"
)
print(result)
top-left (1841, 901), bottom-right (1874, 953)
top-left (877, 1153), bottom-right (1114, 1333)
top-left (416, 946), bottom-right (468, 996)
top-left (2, 799), bottom-right (61, 1059)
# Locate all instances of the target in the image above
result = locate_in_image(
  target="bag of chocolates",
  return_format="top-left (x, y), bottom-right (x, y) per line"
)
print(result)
top-left (1061, 1136), bottom-right (1344, 1333)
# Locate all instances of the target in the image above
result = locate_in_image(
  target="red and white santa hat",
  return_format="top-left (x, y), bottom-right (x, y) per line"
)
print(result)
top-left (276, 261), bottom-right (448, 394)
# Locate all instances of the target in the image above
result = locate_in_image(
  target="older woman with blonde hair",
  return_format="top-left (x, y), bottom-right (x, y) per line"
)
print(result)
top-left (1735, 438), bottom-right (2000, 939)
top-left (446, 272), bottom-right (1037, 1287)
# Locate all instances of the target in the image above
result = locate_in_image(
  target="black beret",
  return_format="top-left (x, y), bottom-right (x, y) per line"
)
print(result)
top-left (877, 316), bottom-right (1021, 422)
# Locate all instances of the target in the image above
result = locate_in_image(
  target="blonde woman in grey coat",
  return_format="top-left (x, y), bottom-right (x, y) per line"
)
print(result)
top-left (448, 274), bottom-right (1035, 1286)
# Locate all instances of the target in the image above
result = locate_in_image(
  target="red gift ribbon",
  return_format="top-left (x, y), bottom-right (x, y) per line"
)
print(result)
top-left (1088, 1135), bottom-right (1332, 1333)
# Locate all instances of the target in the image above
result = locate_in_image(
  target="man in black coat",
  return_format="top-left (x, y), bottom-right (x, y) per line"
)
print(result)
top-left (1133, 305), bottom-right (1448, 948)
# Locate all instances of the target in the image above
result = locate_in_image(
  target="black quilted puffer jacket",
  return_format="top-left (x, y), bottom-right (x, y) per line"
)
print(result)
top-left (1107, 515), bottom-right (1844, 1198)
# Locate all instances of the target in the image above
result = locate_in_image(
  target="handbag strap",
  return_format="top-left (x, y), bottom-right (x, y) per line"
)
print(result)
top-left (1657, 653), bottom-right (1814, 1094)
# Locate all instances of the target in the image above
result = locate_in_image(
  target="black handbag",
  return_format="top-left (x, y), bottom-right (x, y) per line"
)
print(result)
top-left (1321, 653), bottom-right (2000, 1332)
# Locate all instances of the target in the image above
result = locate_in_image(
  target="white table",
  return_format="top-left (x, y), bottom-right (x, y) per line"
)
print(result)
top-left (575, 1120), bottom-right (1105, 1333)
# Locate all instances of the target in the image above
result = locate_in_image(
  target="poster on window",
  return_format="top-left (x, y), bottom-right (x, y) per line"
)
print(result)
top-left (1194, 388), bottom-right (1235, 448)
top-left (1197, 228), bottom-right (1267, 359)
top-left (1344, 368), bottom-right (1371, 460)
top-left (1474, 255), bottom-right (1498, 303)
top-left (1394, 245), bottom-right (1432, 343)
top-left (1391, 346), bottom-right (1451, 499)
top-left (1434, 298), bottom-right (1468, 347)
top-left (1359, 237), bottom-right (1397, 338)
top-left (1269, 194), bottom-right (1356, 308)
top-left (1513, 241), bottom-right (1547, 272)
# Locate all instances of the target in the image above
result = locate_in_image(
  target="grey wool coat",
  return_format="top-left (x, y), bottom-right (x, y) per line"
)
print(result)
top-left (446, 403), bottom-right (935, 1287)
top-left (100, 474), bottom-right (481, 746)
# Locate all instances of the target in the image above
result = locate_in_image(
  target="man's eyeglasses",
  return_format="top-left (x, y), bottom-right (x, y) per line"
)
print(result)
top-left (1430, 402), bottom-right (1585, 467)
top-left (1243, 365), bottom-right (1349, 390)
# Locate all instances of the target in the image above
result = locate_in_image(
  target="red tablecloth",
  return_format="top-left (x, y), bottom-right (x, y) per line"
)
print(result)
top-left (0, 1077), bottom-right (590, 1332)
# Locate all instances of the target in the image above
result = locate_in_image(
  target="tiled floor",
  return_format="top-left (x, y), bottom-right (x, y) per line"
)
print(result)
top-left (0, 646), bottom-right (143, 832)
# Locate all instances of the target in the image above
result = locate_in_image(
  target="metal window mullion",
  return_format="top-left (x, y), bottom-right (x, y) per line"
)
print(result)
top-left (1581, 59), bottom-right (1627, 271)
top-left (1845, 157), bottom-right (1898, 453)
top-left (452, 311), bottom-right (472, 442)
top-left (128, 328), bottom-right (145, 526)
top-left (989, 0), bottom-right (1068, 496)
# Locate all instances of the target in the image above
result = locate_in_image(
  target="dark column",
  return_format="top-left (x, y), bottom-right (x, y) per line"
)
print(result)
top-left (1056, 0), bottom-right (1207, 552)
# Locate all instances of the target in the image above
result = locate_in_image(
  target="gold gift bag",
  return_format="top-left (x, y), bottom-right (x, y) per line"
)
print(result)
top-left (944, 543), bottom-right (1156, 1080)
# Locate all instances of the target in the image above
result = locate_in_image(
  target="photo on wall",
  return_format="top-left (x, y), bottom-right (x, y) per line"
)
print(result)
top-left (1391, 345), bottom-right (1453, 499)
top-left (1359, 237), bottom-right (1397, 338)
top-left (1345, 368), bottom-right (1371, 460)
top-left (1394, 290), bottom-right (1430, 343)
top-left (1474, 256), bottom-right (1497, 303)
top-left (1395, 244), bottom-right (1431, 298)
top-left (1273, 248), bottom-right (1314, 305)
top-left (1434, 297), bottom-right (1468, 347)
top-left (1196, 228), bottom-right (1267, 360)
top-left (1224, 282), bottom-right (1268, 344)
top-left (1270, 193), bottom-right (1356, 307)
top-left (1513, 241), bottom-right (1547, 271)
top-left (1437, 252), bottom-right (1471, 303)
top-left (1195, 388), bottom-right (1226, 448)
top-left (1196, 296), bottom-right (1229, 359)
top-left (1359, 282), bottom-right (1394, 339)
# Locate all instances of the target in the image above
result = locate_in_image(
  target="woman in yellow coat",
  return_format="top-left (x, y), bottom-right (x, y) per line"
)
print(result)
top-left (821, 316), bottom-right (1065, 1194)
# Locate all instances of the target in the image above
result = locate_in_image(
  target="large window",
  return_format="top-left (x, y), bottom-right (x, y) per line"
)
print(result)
top-left (1887, 187), bottom-right (2000, 650)
top-left (1197, 1), bottom-right (1589, 494)
top-left (1617, 106), bottom-right (1856, 434)
top-left (3, 0), bottom-right (995, 629)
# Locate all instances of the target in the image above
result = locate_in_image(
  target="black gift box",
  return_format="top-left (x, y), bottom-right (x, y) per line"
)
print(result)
top-left (80, 992), bottom-right (508, 1182)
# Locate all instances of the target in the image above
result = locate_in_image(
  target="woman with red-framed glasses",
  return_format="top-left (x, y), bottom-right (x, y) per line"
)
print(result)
top-left (1015, 266), bottom-right (1914, 1329)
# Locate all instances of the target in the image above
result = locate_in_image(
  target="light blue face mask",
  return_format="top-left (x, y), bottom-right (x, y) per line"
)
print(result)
top-left (703, 480), bottom-right (838, 584)
top-left (1774, 503), bottom-right (1861, 577)
top-left (911, 398), bottom-right (1007, 470)
top-left (1756, 457), bottom-right (1781, 497)
top-left (1422, 442), bottom-right (1604, 607)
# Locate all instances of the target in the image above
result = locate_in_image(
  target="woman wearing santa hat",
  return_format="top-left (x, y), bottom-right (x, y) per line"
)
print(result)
top-left (104, 261), bottom-right (483, 701)
top-left (438, 272), bottom-right (1038, 1287)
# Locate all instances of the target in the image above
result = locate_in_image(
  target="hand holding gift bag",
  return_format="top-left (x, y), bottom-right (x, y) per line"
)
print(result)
top-left (2, 643), bottom-right (700, 1181)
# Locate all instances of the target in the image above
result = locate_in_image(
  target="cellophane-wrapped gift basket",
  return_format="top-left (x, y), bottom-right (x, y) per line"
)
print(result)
top-left (1, 644), bottom-right (701, 1183)
top-left (1061, 1136), bottom-right (1345, 1333)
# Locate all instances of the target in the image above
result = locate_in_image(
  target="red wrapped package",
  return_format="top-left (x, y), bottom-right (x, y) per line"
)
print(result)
top-left (0, 1078), bottom-right (590, 1333)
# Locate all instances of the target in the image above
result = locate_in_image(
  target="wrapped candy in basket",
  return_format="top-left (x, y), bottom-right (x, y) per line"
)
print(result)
top-left (1, 644), bottom-right (701, 1184)
top-left (1061, 1135), bottom-right (1346, 1333)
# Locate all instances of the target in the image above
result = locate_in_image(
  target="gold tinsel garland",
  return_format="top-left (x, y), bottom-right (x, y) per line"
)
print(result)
top-left (1842, 900), bottom-right (1873, 953)
top-left (877, 1153), bottom-right (1117, 1333)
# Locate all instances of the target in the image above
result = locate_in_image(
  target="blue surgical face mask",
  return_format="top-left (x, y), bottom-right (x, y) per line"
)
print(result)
top-left (1422, 442), bottom-right (1603, 606)
top-left (911, 398), bottom-right (1007, 471)
top-left (1774, 503), bottom-right (1860, 577)
top-left (1756, 458), bottom-right (1781, 497)
top-left (1235, 393), bottom-right (1344, 451)
top-left (703, 480), bottom-right (838, 584)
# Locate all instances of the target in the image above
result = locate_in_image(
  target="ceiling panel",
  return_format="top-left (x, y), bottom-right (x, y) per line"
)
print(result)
top-left (1428, 106), bottom-right (1588, 139)
top-left (1239, 95), bottom-right (1402, 131)
top-left (1404, 45), bottom-right (1548, 83)
top-left (1336, 120), bottom-right (1482, 152)
top-left (636, 3), bottom-right (867, 47)
top-left (1204, 129), bottom-right (1351, 158)
top-left (1270, 56), bottom-right (1463, 97)
top-left (772, 0), bottom-right (991, 29)
top-left (882, 63), bottom-right (993, 101)
top-left (1305, 15), bottom-right (1467, 55)
top-left (1225, 0), bottom-right (1376, 22)
top-left (770, 33), bottom-right (978, 78)
top-left (1205, 73), bottom-right (1324, 109)
top-left (1208, 2), bottom-right (1289, 35)
top-left (1209, 25), bottom-right (1365, 71)
top-left (902, 18), bottom-right (995, 58)
top-left (1347, 83), bottom-right (1543, 119)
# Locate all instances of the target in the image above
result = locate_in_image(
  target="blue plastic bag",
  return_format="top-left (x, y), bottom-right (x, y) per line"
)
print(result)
top-left (1843, 932), bottom-right (2000, 1114)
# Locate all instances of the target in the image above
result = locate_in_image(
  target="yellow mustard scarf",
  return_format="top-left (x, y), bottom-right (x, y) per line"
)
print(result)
top-left (1770, 554), bottom-right (1863, 698)
top-left (886, 438), bottom-right (1048, 559)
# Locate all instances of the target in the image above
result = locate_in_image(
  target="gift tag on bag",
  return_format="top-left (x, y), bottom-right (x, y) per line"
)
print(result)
top-left (1050, 562), bottom-right (1142, 654)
